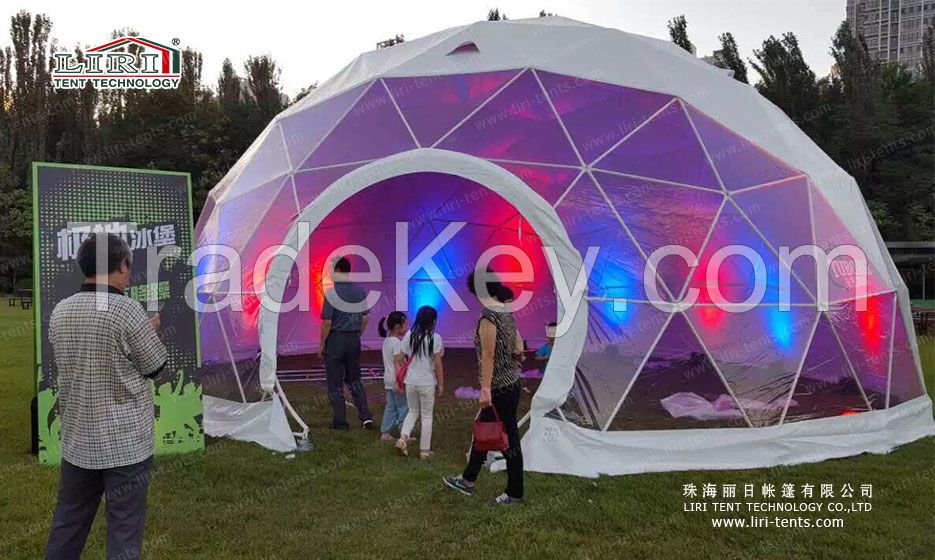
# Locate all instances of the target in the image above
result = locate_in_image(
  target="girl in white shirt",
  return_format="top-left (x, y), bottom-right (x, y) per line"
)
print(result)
top-left (378, 311), bottom-right (408, 441)
top-left (395, 305), bottom-right (444, 459)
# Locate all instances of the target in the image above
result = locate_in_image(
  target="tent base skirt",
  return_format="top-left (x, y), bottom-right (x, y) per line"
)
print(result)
top-left (516, 395), bottom-right (935, 477)
top-left (204, 394), bottom-right (297, 453)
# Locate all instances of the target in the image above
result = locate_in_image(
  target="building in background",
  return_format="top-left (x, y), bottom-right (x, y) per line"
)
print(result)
top-left (846, 0), bottom-right (935, 74)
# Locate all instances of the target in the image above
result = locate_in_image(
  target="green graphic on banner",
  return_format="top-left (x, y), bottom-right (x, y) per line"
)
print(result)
top-left (32, 162), bottom-right (203, 465)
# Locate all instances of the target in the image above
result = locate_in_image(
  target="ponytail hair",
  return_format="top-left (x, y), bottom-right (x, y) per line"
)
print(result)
top-left (378, 311), bottom-right (407, 338)
top-left (409, 306), bottom-right (438, 357)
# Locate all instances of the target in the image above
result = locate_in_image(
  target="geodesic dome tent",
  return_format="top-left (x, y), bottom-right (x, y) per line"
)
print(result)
top-left (194, 16), bottom-right (934, 474)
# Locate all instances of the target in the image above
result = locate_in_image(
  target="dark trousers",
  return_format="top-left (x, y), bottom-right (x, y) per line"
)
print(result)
top-left (325, 331), bottom-right (373, 428)
top-left (46, 456), bottom-right (152, 560)
top-left (463, 381), bottom-right (524, 499)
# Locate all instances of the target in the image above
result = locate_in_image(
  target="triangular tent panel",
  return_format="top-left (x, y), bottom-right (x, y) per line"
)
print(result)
top-left (536, 70), bottom-right (673, 164)
top-left (596, 171), bottom-right (723, 300)
top-left (686, 305), bottom-right (818, 427)
top-left (300, 82), bottom-right (417, 169)
top-left (608, 313), bottom-right (747, 430)
top-left (687, 200), bottom-right (813, 305)
top-left (437, 70), bottom-right (580, 165)
top-left (732, 176), bottom-right (816, 295)
top-left (554, 173), bottom-right (651, 301)
top-left (784, 315), bottom-right (871, 423)
top-left (279, 83), bottom-right (369, 169)
top-left (685, 104), bottom-right (801, 191)
top-left (827, 293), bottom-right (896, 409)
top-left (386, 70), bottom-right (519, 146)
top-left (565, 300), bottom-right (670, 430)
top-left (595, 101), bottom-right (720, 190)
top-left (888, 309), bottom-right (926, 407)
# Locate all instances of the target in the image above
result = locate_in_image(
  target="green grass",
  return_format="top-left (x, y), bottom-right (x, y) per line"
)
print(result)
top-left (0, 304), bottom-right (932, 559)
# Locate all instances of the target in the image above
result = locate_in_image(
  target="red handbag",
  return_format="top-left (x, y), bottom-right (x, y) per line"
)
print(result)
top-left (473, 406), bottom-right (509, 452)
top-left (395, 354), bottom-right (414, 392)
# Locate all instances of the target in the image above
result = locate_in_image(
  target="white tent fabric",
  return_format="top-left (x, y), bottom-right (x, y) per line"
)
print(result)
top-left (197, 16), bottom-right (934, 474)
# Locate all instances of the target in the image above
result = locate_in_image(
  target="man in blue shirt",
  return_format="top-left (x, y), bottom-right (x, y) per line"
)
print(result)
top-left (320, 256), bottom-right (374, 430)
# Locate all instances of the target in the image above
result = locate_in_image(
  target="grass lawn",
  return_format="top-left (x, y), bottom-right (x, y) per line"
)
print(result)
top-left (0, 304), bottom-right (932, 559)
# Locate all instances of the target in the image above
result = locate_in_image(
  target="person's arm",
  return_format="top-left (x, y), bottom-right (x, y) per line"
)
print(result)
top-left (319, 320), bottom-right (332, 358)
top-left (360, 313), bottom-right (369, 336)
top-left (478, 318), bottom-right (496, 406)
top-left (319, 291), bottom-right (334, 357)
top-left (125, 304), bottom-right (167, 379)
top-left (434, 336), bottom-right (445, 395)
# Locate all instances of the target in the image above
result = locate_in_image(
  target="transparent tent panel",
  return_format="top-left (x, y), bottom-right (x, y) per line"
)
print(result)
top-left (596, 171), bottom-right (723, 300)
top-left (437, 70), bottom-right (579, 165)
top-left (684, 104), bottom-right (800, 191)
top-left (827, 293), bottom-right (896, 409)
top-left (536, 70), bottom-right (673, 164)
top-left (554, 173), bottom-right (652, 302)
top-left (280, 82), bottom-right (369, 168)
top-left (606, 313), bottom-right (747, 430)
top-left (889, 309), bottom-right (926, 407)
top-left (385, 70), bottom-right (519, 147)
top-left (784, 315), bottom-right (871, 423)
top-left (300, 82), bottom-right (417, 169)
top-left (686, 306), bottom-right (818, 427)
top-left (595, 101), bottom-right (719, 190)
top-left (687, 200), bottom-right (813, 305)
top-left (493, 161), bottom-right (579, 206)
top-left (732, 177), bottom-right (816, 294)
top-left (559, 301), bottom-right (669, 429)
top-left (809, 183), bottom-right (891, 303)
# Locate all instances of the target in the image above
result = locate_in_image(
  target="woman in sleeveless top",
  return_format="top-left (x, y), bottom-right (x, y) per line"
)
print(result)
top-left (443, 272), bottom-right (524, 505)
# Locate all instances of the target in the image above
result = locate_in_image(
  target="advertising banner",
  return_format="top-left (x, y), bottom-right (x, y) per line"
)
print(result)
top-left (32, 162), bottom-right (203, 465)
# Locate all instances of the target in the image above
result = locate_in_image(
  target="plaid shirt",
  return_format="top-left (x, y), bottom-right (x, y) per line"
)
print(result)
top-left (49, 284), bottom-right (167, 469)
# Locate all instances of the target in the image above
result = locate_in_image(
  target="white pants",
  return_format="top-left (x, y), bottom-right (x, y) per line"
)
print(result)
top-left (401, 384), bottom-right (435, 451)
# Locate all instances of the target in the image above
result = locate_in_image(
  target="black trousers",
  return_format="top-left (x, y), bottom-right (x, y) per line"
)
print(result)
top-left (46, 455), bottom-right (153, 560)
top-left (463, 381), bottom-right (524, 499)
top-left (325, 331), bottom-right (373, 428)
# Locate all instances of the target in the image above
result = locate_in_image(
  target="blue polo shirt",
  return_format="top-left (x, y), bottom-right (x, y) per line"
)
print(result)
top-left (321, 281), bottom-right (368, 332)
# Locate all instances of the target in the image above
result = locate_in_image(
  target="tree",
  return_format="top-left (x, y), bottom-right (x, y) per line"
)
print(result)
top-left (749, 33), bottom-right (822, 139)
top-left (487, 9), bottom-right (506, 21)
top-left (667, 15), bottom-right (695, 55)
top-left (539, 10), bottom-right (556, 17)
top-left (922, 25), bottom-right (935, 85)
top-left (714, 32), bottom-right (748, 83)
top-left (244, 55), bottom-right (284, 128)
top-left (9, 11), bottom-right (52, 185)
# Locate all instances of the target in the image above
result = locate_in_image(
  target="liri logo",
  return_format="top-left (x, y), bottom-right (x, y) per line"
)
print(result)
top-left (52, 37), bottom-right (182, 90)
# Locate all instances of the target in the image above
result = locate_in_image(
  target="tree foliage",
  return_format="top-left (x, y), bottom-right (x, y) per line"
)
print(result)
top-left (667, 15), bottom-right (695, 54)
top-left (713, 32), bottom-right (748, 83)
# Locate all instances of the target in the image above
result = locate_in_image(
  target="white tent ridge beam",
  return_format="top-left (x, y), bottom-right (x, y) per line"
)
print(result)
top-left (379, 78), bottom-right (421, 148)
top-left (532, 69), bottom-right (587, 168)
top-left (590, 167), bottom-right (724, 195)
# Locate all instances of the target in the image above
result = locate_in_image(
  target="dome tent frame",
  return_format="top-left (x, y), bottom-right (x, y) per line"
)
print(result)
top-left (196, 16), bottom-right (934, 475)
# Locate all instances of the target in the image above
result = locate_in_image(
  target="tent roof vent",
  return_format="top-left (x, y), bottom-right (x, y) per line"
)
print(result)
top-left (447, 41), bottom-right (479, 55)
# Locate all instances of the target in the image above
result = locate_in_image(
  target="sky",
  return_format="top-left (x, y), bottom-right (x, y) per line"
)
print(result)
top-left (22, 0), bottom-right (847, 97)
